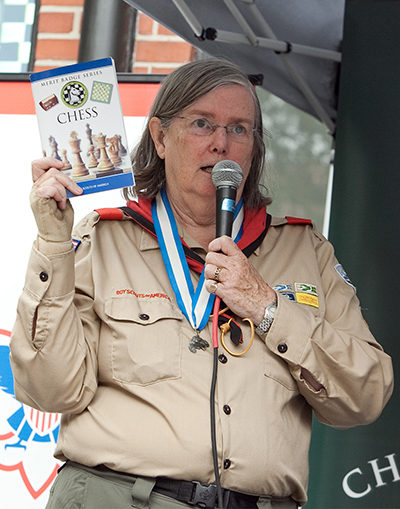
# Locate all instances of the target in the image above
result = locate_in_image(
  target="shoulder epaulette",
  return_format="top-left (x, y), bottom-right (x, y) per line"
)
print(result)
top-left (72, 208), bottom-right (132, 252)
top-left (285, 216), bottom-right (312, 225)
top-left (95, 208), bottom-right (124, 220)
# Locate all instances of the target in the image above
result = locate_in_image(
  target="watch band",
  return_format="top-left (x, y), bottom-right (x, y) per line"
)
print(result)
top-left (255, 297), bottom-right (277, 335)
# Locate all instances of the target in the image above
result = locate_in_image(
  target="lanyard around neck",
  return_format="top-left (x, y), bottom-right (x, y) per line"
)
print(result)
top-left (151, 188), bottom-right (243, 331)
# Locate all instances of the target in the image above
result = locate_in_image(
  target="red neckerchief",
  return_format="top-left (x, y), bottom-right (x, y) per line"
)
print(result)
top-left (125, 198), bottom-right (269, 274)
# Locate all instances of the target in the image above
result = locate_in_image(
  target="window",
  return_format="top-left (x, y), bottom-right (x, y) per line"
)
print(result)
top-left (0, 0), bottom-right (37, 72)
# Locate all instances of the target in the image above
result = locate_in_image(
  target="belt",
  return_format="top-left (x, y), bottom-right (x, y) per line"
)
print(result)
top-left (68, 462), bottom-right (294, 509)
top-left (154, 477), bottom-right (259, 509)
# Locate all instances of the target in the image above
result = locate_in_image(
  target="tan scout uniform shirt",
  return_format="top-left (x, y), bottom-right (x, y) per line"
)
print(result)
top-left (10, 212), bottom-right (393, 506)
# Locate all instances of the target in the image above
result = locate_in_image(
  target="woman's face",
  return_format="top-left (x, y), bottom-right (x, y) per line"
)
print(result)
top-left (150, 84), bottom-right (256, 207)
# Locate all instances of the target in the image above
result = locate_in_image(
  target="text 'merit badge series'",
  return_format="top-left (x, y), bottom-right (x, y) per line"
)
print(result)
top-left (30, 57), bottom-right (134, 197)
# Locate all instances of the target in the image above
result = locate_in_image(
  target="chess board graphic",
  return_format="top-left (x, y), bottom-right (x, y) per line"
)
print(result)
top-left (91, 81), bottom-right (114, 104)
top-left (0, 0), bottom-right (37, 72)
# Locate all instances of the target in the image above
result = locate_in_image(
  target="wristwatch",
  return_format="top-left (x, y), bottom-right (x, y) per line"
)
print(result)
top-left (255, 297), bottom-right (277, 335)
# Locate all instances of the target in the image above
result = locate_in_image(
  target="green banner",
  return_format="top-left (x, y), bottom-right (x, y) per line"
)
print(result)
top-left (306, 1), bottom-right (400, 507)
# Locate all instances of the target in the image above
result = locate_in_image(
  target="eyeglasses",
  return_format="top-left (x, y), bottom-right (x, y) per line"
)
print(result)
top-left (173, 116), bottom-right (255, 143)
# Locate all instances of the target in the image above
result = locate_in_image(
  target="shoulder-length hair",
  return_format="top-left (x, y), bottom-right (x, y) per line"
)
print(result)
top-left (123, 58), bottom-right (272, 209)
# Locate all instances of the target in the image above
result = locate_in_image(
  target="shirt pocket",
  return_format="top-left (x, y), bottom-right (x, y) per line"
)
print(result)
top-left (105, 296), bottom-right (184, 386)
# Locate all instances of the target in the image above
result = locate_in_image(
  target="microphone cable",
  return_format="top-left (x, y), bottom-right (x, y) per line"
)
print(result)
top-left (210, 295), bottom-right (225, 509)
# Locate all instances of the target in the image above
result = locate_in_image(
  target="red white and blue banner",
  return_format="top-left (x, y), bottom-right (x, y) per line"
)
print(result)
top-left (0, 76), bottom-right (159, 508)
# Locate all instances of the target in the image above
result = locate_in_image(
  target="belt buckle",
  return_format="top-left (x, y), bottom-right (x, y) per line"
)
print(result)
top-left (190, 481), bottom-right (218, 508)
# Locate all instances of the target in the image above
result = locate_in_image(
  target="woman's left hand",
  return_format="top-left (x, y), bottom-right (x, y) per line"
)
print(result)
top-left (205, 236), bottom-right (276, 325)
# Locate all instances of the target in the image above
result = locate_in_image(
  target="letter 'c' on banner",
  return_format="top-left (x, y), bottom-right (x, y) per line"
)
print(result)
top-left (342, 468), bottom-right (372, 498)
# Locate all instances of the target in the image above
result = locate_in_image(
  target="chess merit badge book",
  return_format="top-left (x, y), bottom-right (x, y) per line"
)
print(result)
top-left (30, 57), bottom-right (134, 197)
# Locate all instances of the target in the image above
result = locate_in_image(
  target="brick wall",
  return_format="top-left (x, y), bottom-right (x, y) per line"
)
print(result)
top-left (133, 13), bottom-right (195, 74)
top-left (33, 2), bottom-right (195, 74)
top-left (34, 0), bottom-right (84, 72)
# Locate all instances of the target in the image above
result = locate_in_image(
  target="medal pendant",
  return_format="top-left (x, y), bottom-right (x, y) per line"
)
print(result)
top-left (188, 331), bottom-right (210, 353)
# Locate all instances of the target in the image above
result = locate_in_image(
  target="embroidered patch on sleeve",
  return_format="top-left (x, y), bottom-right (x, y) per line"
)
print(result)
top-left (294, 283), bottom-right (318, 295)
top-left (334, 264), bottom-right (356, 292)
top-left (274, 283), bottom-right (319, 306)
top-left (273, 284), bottom-right (296, 301)
top-left (281, 291), bottom-right (296, 301)
top-left (72, 239), bottom-right (81, 251)
top-left (296, 293), bottom-right (319, 308)
top-left (273, 284), bottom-right (293, 292)
top-left (294, 283), bottom-right (319, 308)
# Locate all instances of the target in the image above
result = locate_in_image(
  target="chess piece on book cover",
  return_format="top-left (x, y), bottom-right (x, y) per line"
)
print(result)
top-left (94, 132), bottom-right (123, 177)
top-left (69, 131), bottom-right (89, 178)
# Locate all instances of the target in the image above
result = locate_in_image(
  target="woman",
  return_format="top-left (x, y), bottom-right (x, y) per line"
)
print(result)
top-left (10, 59), bottom-right (393, 509)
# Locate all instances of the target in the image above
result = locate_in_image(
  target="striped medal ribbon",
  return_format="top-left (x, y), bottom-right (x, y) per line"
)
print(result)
top-left (152, 188), bottom-right (243, 332)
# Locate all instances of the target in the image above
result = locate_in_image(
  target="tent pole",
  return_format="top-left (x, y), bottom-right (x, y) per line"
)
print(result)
top-left (322, 146), bottom-right (335, 238)
top-left (222, 0), bottom-right (258, 46)
top-left (171, 0), bottom-right (204, 38)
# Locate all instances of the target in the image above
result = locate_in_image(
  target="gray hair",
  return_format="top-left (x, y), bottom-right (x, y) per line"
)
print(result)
top-left (123, 58), bottom-right (272, 209)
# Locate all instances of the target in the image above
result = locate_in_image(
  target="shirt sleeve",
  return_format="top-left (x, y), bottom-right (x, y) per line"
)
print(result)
top-left (10, 216), bottom-right (100, 415)
top-left (264, 227), bottom-right (394, 429)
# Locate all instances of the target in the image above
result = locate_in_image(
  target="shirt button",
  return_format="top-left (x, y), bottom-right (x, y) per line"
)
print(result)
top-left (223, 405), bottom-right (231, 415)
top-left (39, 271), bottom-right (48, 282)
top-left (224, 459), bottom-right (231, 469)
top-left (139, 314), bottom-right (150, 321)
top-left (218, 354), bottom-right (228, 364)
top-left (278, 343), bottom-right (288, 353)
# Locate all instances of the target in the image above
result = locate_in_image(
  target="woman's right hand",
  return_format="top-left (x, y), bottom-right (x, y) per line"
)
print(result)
top-left (32, 157), bottom-right (83, 210)
top-left (30, 157), bottom-right (83, 243)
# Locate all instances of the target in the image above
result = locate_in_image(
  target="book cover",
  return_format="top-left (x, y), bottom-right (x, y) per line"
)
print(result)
top-left (30, 57), bottom-right (134, 197)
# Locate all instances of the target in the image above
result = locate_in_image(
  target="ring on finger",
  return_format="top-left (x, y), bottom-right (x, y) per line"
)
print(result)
top-left (213, 266), bottom-right (222, 282)
top-left (210, 282), bottom-right (218, 294)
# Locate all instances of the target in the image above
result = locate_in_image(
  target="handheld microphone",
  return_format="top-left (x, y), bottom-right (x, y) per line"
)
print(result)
top-left (211, 160), bottom-right (243, 238)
